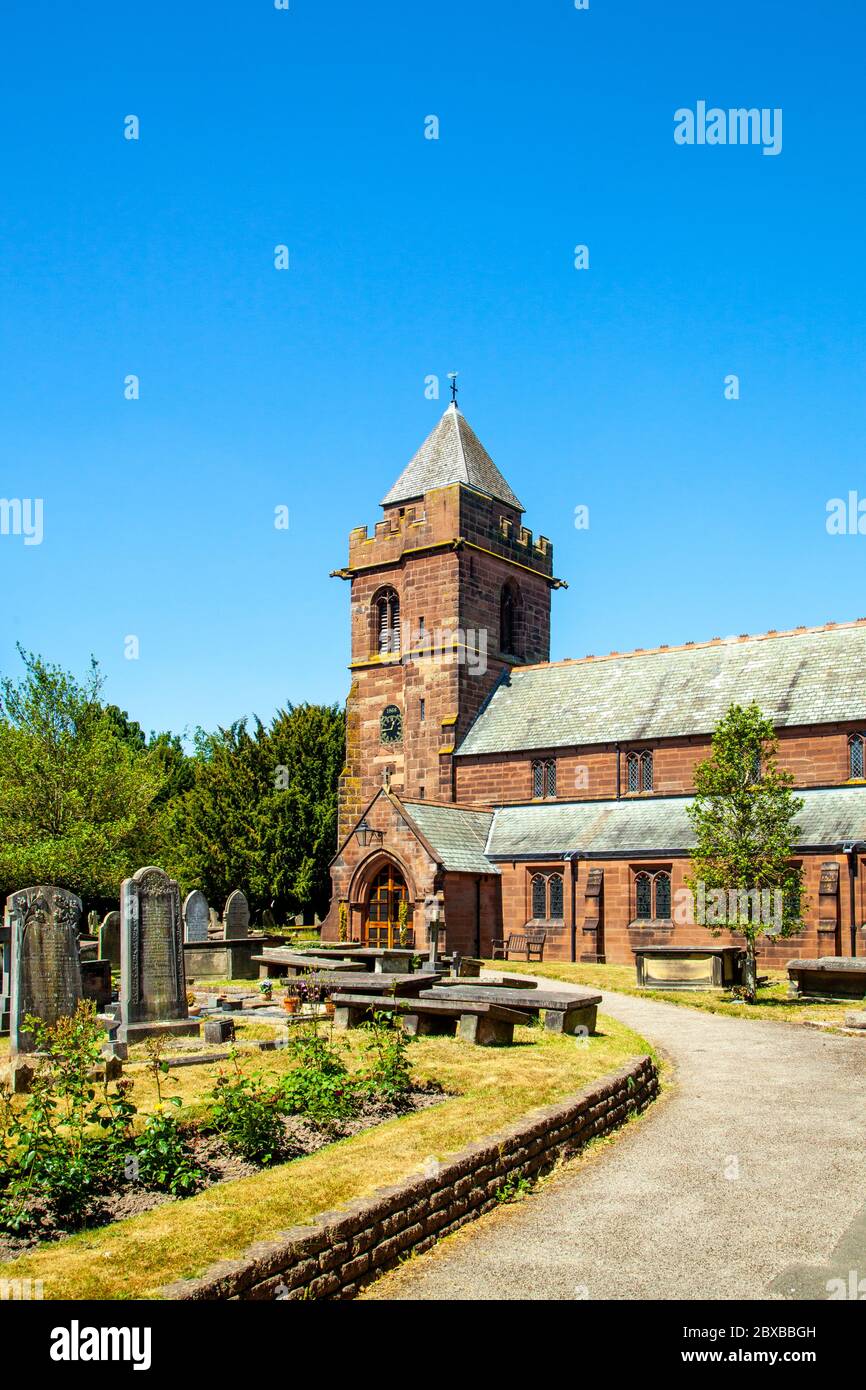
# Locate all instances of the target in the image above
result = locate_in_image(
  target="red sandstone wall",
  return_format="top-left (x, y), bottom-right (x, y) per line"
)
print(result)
top-left (455, 723), bottom-right (866, 807)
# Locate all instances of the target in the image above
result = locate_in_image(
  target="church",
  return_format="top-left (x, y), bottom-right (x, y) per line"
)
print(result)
top-left (323, 401), bottom-right (866, 967)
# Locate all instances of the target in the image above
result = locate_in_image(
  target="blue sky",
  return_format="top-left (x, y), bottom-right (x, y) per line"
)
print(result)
top-left (1, 0), bottom-right (865, 741)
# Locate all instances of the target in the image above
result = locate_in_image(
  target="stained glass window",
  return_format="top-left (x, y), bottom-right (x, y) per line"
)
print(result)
top-left (635, 873), bottom-right (652, 919)
top-left (549, 874), bottom-right (564, 920)
top-left (640, 751), bottom-right (653, 791)
top-left (531, 874), bottom-right (547, 919)
top-left (627, 753), bottom-right (640, 793)
top-left (654, 872), bottom-right (671, 919)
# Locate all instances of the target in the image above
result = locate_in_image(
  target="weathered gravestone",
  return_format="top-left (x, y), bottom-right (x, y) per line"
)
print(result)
top-left (183, 890), bottom-right (210, 944)
top-left (208, 907), bottom-right (222, 941)
top-left (98, 910), bottom-right (121, 968)
top-left (7, 886), bottom-right (83, 1056)
top-left (118, 866), bottom-right (199, 1043)
top-left (223, 889), bottom-right (250, 940)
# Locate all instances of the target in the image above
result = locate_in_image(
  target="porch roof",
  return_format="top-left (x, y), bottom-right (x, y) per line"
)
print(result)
top-left (401, 801), bottom-right (499, 875)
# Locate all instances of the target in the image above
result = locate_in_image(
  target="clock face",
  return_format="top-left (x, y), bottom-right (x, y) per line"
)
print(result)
top-left (380, 704), bottom-right (403, 745)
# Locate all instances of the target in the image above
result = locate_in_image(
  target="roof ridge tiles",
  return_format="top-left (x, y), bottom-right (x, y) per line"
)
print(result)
top-left (511, 617), bottom-right (866, 674)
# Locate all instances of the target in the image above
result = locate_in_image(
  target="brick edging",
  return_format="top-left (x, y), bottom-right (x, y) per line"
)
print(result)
top-left (161, 1055), bottom-right (659, 1302)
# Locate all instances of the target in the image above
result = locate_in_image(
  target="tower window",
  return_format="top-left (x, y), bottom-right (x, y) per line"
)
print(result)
top-left (419, 699), bottom-right (425, 722)
top-left (374, 588), bottom-right (400, 655)
top-left (500, 582), bottom-right (521, 657)
top-left (849, 734), bottom-right (865, 779)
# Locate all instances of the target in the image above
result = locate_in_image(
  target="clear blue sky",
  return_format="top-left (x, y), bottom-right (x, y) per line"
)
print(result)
top-left (2, 0), bottom-right (865, 742)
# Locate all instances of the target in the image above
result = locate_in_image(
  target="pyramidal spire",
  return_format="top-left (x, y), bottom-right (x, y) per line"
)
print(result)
top-left (381, 402), bottom-right (524, 511)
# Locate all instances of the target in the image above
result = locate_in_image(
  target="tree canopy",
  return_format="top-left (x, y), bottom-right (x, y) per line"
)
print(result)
top-left (0, 646), bottom-right (344, 921)
top-left (686, 702), bottom-right (805, 990)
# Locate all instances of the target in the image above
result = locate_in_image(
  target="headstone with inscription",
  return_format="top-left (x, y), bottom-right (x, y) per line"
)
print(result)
top-left (118, 866), bottom-right (199, 1043)
top-left (98, 910), bottom-right (121, 968)
top-left (183, 890), bottom-right (210, 944)
top-left (223, 890), bottom-right (250, 940)
top-left (7, 885), bottom-right (83, 1056)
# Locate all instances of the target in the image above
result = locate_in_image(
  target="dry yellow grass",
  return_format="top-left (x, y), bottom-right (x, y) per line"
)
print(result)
top-left (493, 959), bottom-right (862, 1027)
top-left (0, 1013), bottom-right (653, 1300)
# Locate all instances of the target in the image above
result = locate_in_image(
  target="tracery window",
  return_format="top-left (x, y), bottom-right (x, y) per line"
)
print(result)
top-left (374, 588), bottom-right (400, 655)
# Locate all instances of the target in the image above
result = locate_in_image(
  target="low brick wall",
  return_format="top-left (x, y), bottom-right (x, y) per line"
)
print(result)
top-left (162, 1055), bottom-right (658, 1302)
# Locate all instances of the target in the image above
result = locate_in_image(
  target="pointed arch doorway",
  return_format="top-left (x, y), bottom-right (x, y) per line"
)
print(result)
top-left (364, 863), bottom-right (410, 948)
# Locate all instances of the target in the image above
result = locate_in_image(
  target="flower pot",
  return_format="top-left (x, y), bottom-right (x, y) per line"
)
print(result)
top-left (283, 996), bottom-right (299, 1014)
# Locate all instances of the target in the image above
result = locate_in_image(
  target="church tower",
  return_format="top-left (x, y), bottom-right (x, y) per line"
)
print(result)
top-left (332, 400), bottom-right (563, 842)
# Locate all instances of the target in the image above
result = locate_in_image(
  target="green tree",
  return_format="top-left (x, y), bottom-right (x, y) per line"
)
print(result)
top-left (164, 703), bottom-right (344, 920)
top-left (0, 648), bottom-right (171, 899)
top-left (686, 702), bottom-right (805, 999)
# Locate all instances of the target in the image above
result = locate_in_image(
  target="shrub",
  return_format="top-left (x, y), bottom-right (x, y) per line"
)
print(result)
top-left (359, 1010), bottom-right (415, 1106)
top-left (210, 1054), bottom-right (285, 1164)
top-left (279, 1032), bottom-right (358, 1122)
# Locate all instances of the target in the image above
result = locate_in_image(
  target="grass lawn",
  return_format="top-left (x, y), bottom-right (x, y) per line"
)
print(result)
top-left (0, 1011), bottom-right (654, 1300)
top-left (491, 959), bottom-right (865, 1027)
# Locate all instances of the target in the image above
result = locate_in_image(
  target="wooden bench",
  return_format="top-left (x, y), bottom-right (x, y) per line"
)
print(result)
top-left (330, 992), bottom-right (527, 1046)
top-left (420, 985), bottom-right (600, 1035)
top-left (490, 931), bottom-right (547, 962)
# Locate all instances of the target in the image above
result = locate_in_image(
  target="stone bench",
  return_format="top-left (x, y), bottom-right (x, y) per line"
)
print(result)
top-left (330, 992), bottom-right (528, 1046)
top-left (420, 985), bottom-right (601, 1035)
top-left (786, 957), bottom-right (866, 1000)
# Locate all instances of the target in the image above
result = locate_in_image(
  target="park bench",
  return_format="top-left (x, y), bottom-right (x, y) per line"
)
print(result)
top-left (330, 992), bottom-right (527, 1046)
top-left (420, 984), bottom-right (601, 1035)
top-left (491, 931), bottom-right (547, 962)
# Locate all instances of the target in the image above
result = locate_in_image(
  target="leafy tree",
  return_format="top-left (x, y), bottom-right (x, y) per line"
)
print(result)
top-left (686, 702), bottom-right (805, 999)
top-left (0, 647), bottom-right (171, 899)
top-left (164, 703), bottom-right (344, 920)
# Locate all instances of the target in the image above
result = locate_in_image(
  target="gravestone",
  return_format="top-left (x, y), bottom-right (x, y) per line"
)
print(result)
top-left (118, 866), bottom-right (199, 1043)
top-left (208, 908), bottom-right (222, 941)
top-left (98, 910), bottom-right (121, 968)
top-left (7, 885), bottom-right (83, 1056)
top-left (183, 890), bottom-right (210, 944)
top-left (86, 910), bottom-right (100, 936)
top-left (223, 890), bottom-right (250, 940)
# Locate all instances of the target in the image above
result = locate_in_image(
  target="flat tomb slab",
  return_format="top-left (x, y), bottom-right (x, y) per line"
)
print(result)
top-left (633, 945), bottom-right (744, 990)
top-left (420, 986), bottom-right (601, 1034)
top-left (434, 976), bottom-right (538, 990)
top-left (251, 951), bottom-right (364, 977)
top-left (787, 957), bottom-right (866, 999)
top-left (304, 971), bottom-right (442, 996)
top-left (330, 992), bottom-right (526, 1044)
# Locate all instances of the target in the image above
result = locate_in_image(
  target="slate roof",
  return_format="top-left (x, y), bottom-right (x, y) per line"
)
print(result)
top-left (485, 786), bottom-right (866, 859)
top-left (401, 801), bottom-right (498, 875)
top-left (381, 404), bottom-right (524, 511)
top-left (456, 622), bottom-right (866, 756)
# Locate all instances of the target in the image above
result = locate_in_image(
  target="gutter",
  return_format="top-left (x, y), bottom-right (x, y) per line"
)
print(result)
top-left (841, 841), bottom-right (866, 956)
top-left (563, 850), bottom-right (583, 962)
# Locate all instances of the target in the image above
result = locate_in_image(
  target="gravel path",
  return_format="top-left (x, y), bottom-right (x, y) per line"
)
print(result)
top-left (365, 985), bottom-right (866, 1301)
